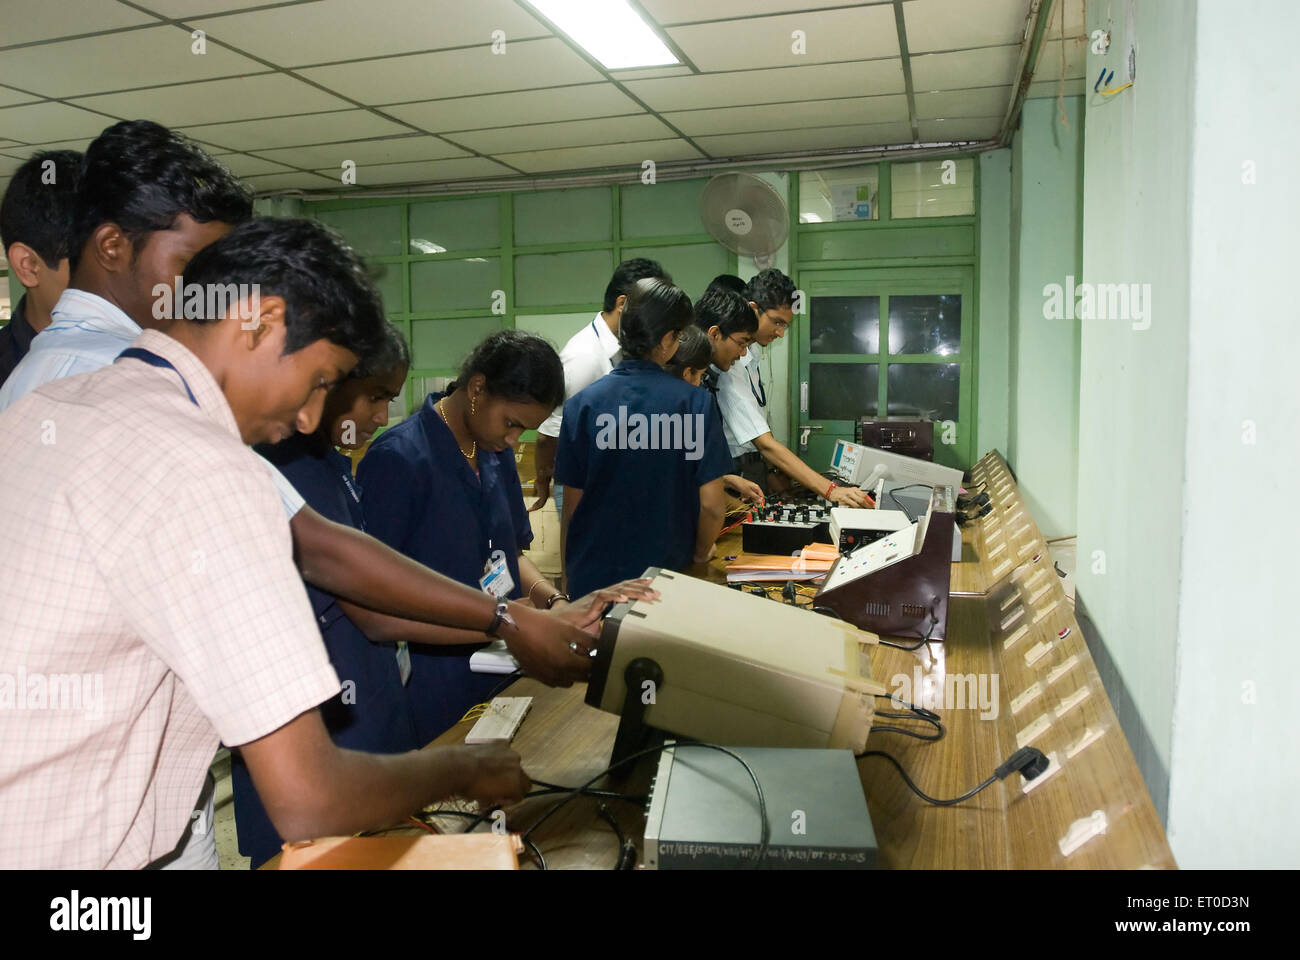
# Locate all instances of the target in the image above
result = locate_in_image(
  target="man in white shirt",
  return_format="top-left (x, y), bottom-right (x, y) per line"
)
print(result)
top-left (0, 217), bottom-right (529, 868)
top-left (531, 258), bottom-right (669, 514)
top-left (712, 270), bottom-right (869, 508)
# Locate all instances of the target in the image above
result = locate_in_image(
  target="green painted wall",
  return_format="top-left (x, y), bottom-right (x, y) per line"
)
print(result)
top-left (976, 149), bottom-right (1011, 459)
top-left (1167, 0), bottom-right (1299, 868)
top-left (1007, 96), bottom-right (1083, 538)
top-left (1076, 0), bottom-right (1195, 835)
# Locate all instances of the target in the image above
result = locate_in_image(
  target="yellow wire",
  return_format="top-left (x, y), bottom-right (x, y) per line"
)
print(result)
top-left (460, 703), bottom-right (490, 722)
top-left (1099, 82), bottom-right (1133, 96)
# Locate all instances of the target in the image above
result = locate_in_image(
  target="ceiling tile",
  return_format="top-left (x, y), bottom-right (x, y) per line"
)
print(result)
top-left (385, 84), bottom-right (640, 132)
top-left (911, 45), bottom-right (1020, 90)
top-left (0, 25), bottom-right (267, 99)
top-left (311, 156), bottom-right (518, 185)
top-left (0, 85), bottom-right (43, 108)
top-left (627, 60), bottom-right (906, 112)
top-left (0, 102), bottom-right (115, 144)
top-left (252, 135), bottom-right (469, 168)
top-left (493, 138), bottom-right (704, 174)
top-left (68, 73), bottom-right (353, 127)
top-left (178, 109), bottom-right (410, 151)
top-left (639, 0), bottom-right (876, 25)
top-left (193, 0), bottom-right (548, 67)
top-left (0, 155), bottom-right (29, 176)
top-left (1026, 78), bottom-right (1085, 99)
top-left (914, 85), bottom-right (1011, 119)
top-left (904, 0), bottom-right (1030, 53)
top-left (1046, 0), bottom-right (1087, 39)
top-left (241, 170), bottom-right (340, 193)
top-left (297, 38), bottom-right (602, 104)
top-left (0, 0), bottom-right (155, 46)
top-left (453, 115), bottom-right (671, 155)
top-left (667, 6), bottom-right (898, 72)
top-left (0, 137), bottom-right (95, 158)
top-left (209, 153), bottom-right (297, 177)
top-left (1033, 38), bottom-right (1088, 81)
top-left (915, 117), bottom-right (999, 140)
top-left (664, 95), bottom-right (908, 136)
top-left (695, 121), bottom-right (913, 157)
top-left (135, 0), bottom-right (296, 16)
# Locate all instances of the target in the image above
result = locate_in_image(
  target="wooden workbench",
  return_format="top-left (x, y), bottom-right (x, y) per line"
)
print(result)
top-left (380, 450), bottom-right (1174, 869)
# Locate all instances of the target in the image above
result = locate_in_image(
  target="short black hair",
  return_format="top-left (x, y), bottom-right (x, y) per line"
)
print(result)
top-left (181, 217), bottom-right (386, 361)
top-left (705, 274), bottom-right (747, 297)
top-left (603, 257), bottom-right (670, 313)
top-left (665, 325), bottom-right (711, 381)
top-left (352, 322), bottom-right (410, 380)
top-left (746, 268), bottom-right (796, 313)
top-left (0, 150), bottom-right (83, 267)
top-left (618, 277), bottom-right (693, 360)
top-left (70, 120), bottom-right (252, 271)
top-left (694, 287), bottom-right (757, 338)
top-left (453, 329), bottom-right (564, 409)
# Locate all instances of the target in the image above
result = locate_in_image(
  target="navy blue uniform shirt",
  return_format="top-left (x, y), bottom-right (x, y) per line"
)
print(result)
top-left (358, 392), bottom-right (533, 746)
top-left (231, 432), bottom-right (418, 867)
top-left (555, 357), bottom-right (733, 599)
top-left (0, 296), bottom-right (37, 388)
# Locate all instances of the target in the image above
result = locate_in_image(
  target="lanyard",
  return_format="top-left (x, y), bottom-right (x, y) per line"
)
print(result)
top-left (748, 354), bottom-right (767, 408)
top-left (117, 347), bottom-right (198, 406)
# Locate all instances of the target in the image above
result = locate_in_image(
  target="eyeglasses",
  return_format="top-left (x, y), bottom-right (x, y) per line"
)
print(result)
top-left (726, 335), bottom-right (754, 349)
top-left (760, 311), bottom-right (790, 332)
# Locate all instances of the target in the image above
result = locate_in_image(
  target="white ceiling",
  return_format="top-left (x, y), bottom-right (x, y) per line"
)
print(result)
top-left (0, 0), bottom-right (1088, 199)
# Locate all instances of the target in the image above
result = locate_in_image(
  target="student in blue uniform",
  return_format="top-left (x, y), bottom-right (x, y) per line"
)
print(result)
top-left (232, 325), bottom-right (419, 868)
top-left (556, 278), bottom-right (736, 599)
top-left (359, 330), bottom-right (637, 746)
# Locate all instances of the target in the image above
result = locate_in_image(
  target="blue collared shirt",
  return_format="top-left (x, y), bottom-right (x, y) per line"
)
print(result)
top-left (357, 392), bottom-right (533, 744)
top-left (0, 288), bottom-right (306, 518)
top-left (555, 357), bottom-right (734, 599)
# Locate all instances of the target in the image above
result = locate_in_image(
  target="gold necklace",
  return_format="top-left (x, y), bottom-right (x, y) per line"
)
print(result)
top-left (437, 396), bottom-right (476, 462)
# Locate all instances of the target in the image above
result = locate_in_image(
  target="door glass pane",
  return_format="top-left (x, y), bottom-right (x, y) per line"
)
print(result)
top-left (811, 363), bottom-right (878, 420)
top-left (368, 261), bottom-right (404, 315)
top-left (810, 296), bottom-right (879, 354)
top-left (891, 158), bottom-right (975, 219)
top-left (315, 205), bottom-right (403, 258)
top-left (411, 316), bottom-right (504, 371)
top-left (887, 363), bottom-right (960, 421)
top-left (409, 196), bottom-right (499, 252)
top-left (515, 187), bottom-right (610, 245)
top-left (410, 258), bottom-right (501, 312)
top-left (798, 165), bottom-right (879, 222)
top-left (887, 294), bottom-right (961, 355)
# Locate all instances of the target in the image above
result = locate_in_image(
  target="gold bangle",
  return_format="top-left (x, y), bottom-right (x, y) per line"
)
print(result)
top-left (527, 578), bottom-right (551, 605)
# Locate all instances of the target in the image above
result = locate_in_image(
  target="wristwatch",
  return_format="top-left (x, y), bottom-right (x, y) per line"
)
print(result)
top-left (486, 601), bottom-right (516, 638)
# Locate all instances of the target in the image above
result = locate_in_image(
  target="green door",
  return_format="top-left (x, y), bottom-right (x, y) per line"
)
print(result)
top-left (794, 267), bottom-right (976, 473)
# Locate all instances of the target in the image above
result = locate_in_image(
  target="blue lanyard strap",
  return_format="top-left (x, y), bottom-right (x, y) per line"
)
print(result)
top-left (117, 347), bottom-right (199, 406)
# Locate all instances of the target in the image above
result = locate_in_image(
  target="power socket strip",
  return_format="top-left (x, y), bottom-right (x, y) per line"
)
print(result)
top-left (464, 697), bottom-right (533, 745)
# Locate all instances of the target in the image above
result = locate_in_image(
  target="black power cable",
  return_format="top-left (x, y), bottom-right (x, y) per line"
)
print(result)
top-left (858, 746), bottom-right (1050, 806)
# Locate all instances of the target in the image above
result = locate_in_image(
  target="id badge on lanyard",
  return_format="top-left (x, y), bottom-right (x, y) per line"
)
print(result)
top-left (479, 541), bottom-right (514, 599)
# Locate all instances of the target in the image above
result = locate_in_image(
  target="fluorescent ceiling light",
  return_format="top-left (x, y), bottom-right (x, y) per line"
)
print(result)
top-left (529, 0), bottom-right (679, 70)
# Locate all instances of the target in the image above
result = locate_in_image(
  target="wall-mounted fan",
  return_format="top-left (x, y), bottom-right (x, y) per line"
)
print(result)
top-left (700, 173), bottom-right (790, 268)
